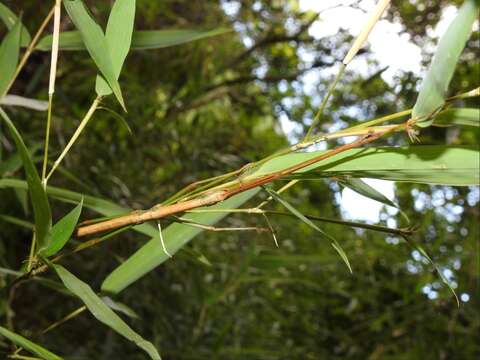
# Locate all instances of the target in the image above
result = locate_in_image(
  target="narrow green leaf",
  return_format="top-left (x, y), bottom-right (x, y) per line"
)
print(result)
top-left (339, 178), bottom-right (409, 223)
top-left (0, 94), bottom-right (49, 111)
top-left (97, 106), bottom-right (133, 134)
top-left (248, 145), bottom-right (479, 186)
top-left (0, 143), bottom-right (42, 177)
top-left (36, 28), bottom-right (231, 51)
top-left (403, 237), bottom-right (459, 306)
top-left (0, 2), bottom-right (31, 46)
top-left (102, 189), bottom-right (259, 294)
top-left (101, 296), bottom-right (139, 319)
top-left (0, 214), bottom-right (34, 229)
top-left (0, 326), bottom-right (63, 360)
top-left (95, 0), bottom-right (136, 96)
top-left (265, 187), bottom-right (352, 273)
top-left (126, 28), bottom-right (231, 50)
top-left (0, 108), bottom-right (52, 251)
top-left (413, 0), bottom-right (479, 127)
top-left (432, 108), bottom-right (480, 127)
top-left (53, 265), bottom-right (161, 359)
top-left (0, 17), bottom-right (21, 97)
top-left (62, 0), bottom-right (126, 110)
top-left (41, 199), bottom-right (83, 257)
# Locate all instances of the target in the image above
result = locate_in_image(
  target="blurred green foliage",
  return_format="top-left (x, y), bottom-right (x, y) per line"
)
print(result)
top-left (0, 0), bottom-right (478, 359)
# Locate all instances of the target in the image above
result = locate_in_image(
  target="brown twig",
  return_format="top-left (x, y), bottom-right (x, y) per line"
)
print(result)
top-left (76, 122), bottom-right (405, 238)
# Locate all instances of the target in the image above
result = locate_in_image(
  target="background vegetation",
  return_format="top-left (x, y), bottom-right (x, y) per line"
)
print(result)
top-left (0, 0), bottom-right (478, 359)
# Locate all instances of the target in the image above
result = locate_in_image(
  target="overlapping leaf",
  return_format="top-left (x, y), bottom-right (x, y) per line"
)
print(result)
top-left (0, 2), bottom-right (31, 46)
top-left (102, 189), bottom-right (259, 294)
top-left (247, 146), bottom-right (479, 186)
top-left (95, 0), bottom-right (136, 96)
top-left (63, 0), bottom-right (126, 110)
top-left (36, 28), bottom-right (230, 51)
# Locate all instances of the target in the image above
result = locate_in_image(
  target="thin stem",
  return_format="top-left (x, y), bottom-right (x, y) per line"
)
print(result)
top-left (45, 96), bottom-right (102, 182)
top-left (40, 306), bottom-right (86, 334)
top-left (41, 0), bottom-right (61, 184)
top-left (26, 233), bottom-right (36, 272)
top-left (187, 208), bottom-right (414, 237)
top-left (3, 6), bottom-right (55, 97)
top-left (41, 95), bottom-right (53, 181)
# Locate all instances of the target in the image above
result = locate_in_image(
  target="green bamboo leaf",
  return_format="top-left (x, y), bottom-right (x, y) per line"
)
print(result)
top-left (402, 237), bottom-right (459, 306)
top-left (62, 0), bottom-right (126, 110)
top-left (432, 108), bottom-right (480, 127)
top-left (102, 189), bottom-right (259, 294)
top-left (0, 17), bottom-right (21, 97)
top-left (0, 2), bottom-right (31, 46)
top-left (0, 326), bottom-right (63, 360)
top-left (413, 0), bottom-right (479, 127)
top-left (36, 28), bottom-right (230, 51)
top-left (0, 214), bottom-right (34, 229)
top-left (97, 106), bottom-right (133, 134)
top-left (53, 264), bottom-right (161, 359)
top-left (0, 108), bottom-right (52, 251)
top-left (126, 28), bottom-right (231, 50)
top-left (247, 145), bottom-right (479, 186)
top-left (265, 187), bottom-right (352, 273)
top-left (41, 199), bottom-right (83, 257)
top-left (0, 94), bottom-right (49, 111)
top-left (339, 178), bottom-right (409, 223)
top-left (95, 0), bottom-right (136, 96)
top-left (0, 143), bottom-right (42, 177)
top-left (101, 296), bottom-right (139, 319)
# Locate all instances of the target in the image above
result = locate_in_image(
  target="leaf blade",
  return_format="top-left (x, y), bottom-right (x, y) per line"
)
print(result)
top-left (62, 0), bottom-right (126, 110)
top-left (53, 264), bottom-right (161, 359)
top-left (413, 0), bottom-right (479, 127)
top-left (36, 28), bottom-right (230, 51)
top-left (101, 189), bottom-right (258, 294)
top-left (0, 326), bottom-right (63, 360)
top-left (265, 188), bottom-right (352, 273)
top-left (248, 145), bottom-right (480, 186)
top-left (0, 17), bottom-right (22, 97)
top-left (0, 2), bottom-right (31, 46)
top-left (95, 0), bottom-right (136, 96)
top-left (0, 108), bottom-right (52, 251)
top-left (41, 199), bottom-right (83, 257)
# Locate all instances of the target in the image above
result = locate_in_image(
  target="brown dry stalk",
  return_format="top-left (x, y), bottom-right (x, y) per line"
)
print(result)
top-left (76, 122), bottom-right (406, 238)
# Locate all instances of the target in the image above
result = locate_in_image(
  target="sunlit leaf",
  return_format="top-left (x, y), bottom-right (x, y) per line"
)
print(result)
top-left (101, 189), bottom-right (258, 294)
top-left (53, 264), bottom-right (161, 359)
top-left (0, 326), bottom-right (63, 360)
top-left (36, 28), bottom-right (230, 51)
top-left (41, 199), bottom-right (83, 257)
top-left (63, 0), bottom-right (126, 110)
top-left (0, 2), bottom-right (31, 46)
top-left (413, 0), bottom-right (479, 127)
top-left (95, 0), bottom-right (136, 96)
top-left (0, 17), bottom-right (22, 97)
top-left (0, 94), bottom-right (49, 111)
top-left (339, 178), bottom-right (409, 223)
top-left (432, 108), bottom-right (480, 127)
top-left (265, 187), bottom-right (352, 273)
top-left (0, 108), bottom-right (52, 251)
top-left (247, 146), bottom-right (479, 186)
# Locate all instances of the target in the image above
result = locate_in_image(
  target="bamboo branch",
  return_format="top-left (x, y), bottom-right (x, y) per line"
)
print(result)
top-left (75, 122), bottom-right (405, 238)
